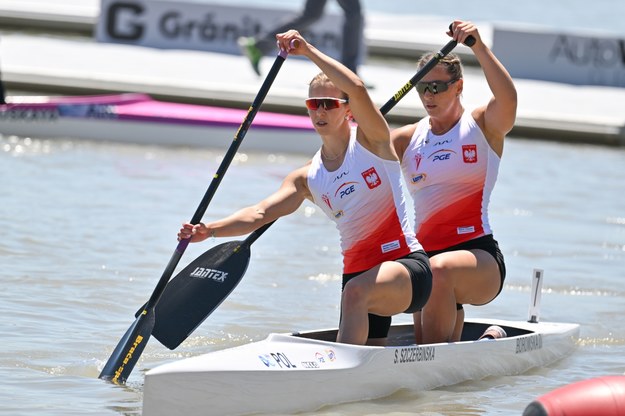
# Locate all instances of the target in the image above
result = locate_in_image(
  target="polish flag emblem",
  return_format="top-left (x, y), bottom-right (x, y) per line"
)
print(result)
top-left (361, 167), bottom-right (381, 189)
top-left (462, 144), bottom-right (477, 163)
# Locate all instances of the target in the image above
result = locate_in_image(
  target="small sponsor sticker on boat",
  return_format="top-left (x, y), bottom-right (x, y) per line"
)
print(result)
top-left (315, 349), bottom-right (337, 365)
top-left (258, 352), bottom-right (297, 369)
top-left (300, 361), bottom-right (320, 368)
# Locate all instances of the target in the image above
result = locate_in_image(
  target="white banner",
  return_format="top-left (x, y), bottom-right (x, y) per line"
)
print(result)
top-left (492, 26), bottom-right (625, 88)
top-left (96, 0), bottom-right (343, 59)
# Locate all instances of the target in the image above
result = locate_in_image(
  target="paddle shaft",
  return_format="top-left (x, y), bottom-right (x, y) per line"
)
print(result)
top-left (147, 53), bottom-right (287, 309)
top-left (0, 79), bottom-right (5, 105)
top-left (0, 67), bottom-right (5, 104)
top-left (99, 50), bottom-right (289, 384)
top-left (239, 220), bottom-right (275, 248)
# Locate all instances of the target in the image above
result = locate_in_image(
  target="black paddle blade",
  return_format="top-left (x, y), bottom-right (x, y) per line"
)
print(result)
top-left (150, 240), bottom-right (251, 350)
top-left (99, 308), bottom-right (155, 384)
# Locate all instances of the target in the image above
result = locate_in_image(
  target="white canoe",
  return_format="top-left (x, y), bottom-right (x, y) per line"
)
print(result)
top-left (0, 93), bottom-right (319, 154)
top-left (142, 317), bottom-right (580, 416)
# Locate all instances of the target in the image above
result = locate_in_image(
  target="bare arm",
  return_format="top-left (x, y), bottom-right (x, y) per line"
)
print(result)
top-left (450, 21), bottom-right (517, 155)
top-left (276, 30), bottom-right (392, 156)
top-left (179, 165), bottom-right (311, 242)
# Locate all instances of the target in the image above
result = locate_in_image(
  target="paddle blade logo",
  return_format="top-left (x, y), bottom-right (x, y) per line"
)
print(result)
top-left (113, 335), bottom-right (144, 383)
top-left (189, 267), bottom-right (228, 282)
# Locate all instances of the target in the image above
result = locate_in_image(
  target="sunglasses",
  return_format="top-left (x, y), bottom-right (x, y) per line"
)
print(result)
top-left (305, 97), bottom-right (348, 111)
top-left (415, 79), bottom-right (459, 95)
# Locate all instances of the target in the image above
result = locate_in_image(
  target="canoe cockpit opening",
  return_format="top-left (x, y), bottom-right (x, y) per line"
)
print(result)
top-left (291, 322), bottom-right (536, 346)
top-left (292, 328), bottom-right (338, 342)
top-left (460, 322), bottom-right (534, 342)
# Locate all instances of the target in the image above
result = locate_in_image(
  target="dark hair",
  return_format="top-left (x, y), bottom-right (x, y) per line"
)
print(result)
top-left (417, 52), bottom-right (463, 80)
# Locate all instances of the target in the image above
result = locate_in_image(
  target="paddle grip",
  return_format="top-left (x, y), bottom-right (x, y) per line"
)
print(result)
top-left (448, 23), bottom-right (476, 47)
top-left (278, 39), bottom-right (299, 57)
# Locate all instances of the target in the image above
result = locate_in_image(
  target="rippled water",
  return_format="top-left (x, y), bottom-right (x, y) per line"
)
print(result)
top-left (3, 0), bottom-right (625, 413)
top-left (1, 133), bottom-right (624, 415)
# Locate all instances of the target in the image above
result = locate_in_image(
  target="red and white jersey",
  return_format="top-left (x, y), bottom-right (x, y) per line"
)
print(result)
top-left (401, 111), bottom-right (500, 252)
top-left (308, 127), bottom-right (421, 274)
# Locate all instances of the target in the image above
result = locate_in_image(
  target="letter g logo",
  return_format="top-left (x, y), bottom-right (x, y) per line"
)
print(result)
top-left (106, 1), bottom-right (145, 40)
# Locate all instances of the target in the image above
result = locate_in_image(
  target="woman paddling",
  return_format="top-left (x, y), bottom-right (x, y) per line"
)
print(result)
top-left (391, 20), bottom-right (517, 344)
top-left (178, 29), bottom-right (432, 346)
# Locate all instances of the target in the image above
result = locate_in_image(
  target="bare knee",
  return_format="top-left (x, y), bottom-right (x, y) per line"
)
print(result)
top-left (429, 259), bottom-right (456, 294)
top-left (342, 279), bottom-right (368, 309)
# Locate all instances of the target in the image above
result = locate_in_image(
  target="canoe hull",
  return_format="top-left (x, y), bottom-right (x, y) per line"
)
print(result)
top-left (142, 318), bottom-right (580, 416)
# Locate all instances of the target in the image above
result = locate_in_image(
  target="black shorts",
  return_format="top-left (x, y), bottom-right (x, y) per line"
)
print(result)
top-left (341, 250), bottom-right (432, 339)
top-left (427, 234), bottom-right (506, 308)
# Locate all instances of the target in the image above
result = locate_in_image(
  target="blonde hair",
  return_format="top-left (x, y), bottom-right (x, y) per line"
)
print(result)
top-left (417, 52), bottom-right (463, 80)
top-left (308, 72), bottom-right (348, 100)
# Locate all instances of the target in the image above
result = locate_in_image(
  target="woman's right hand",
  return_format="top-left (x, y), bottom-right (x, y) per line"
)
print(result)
top-left (276, 29), bottom-right (308, 56)
top-left (177, 222), bottom-right (210, 242)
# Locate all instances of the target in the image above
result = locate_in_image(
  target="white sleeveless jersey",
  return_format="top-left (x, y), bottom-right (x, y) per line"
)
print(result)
top-left (401, 111), bottom-right (500, 252)
top-left (307, 127), bottom-right (421, 274)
